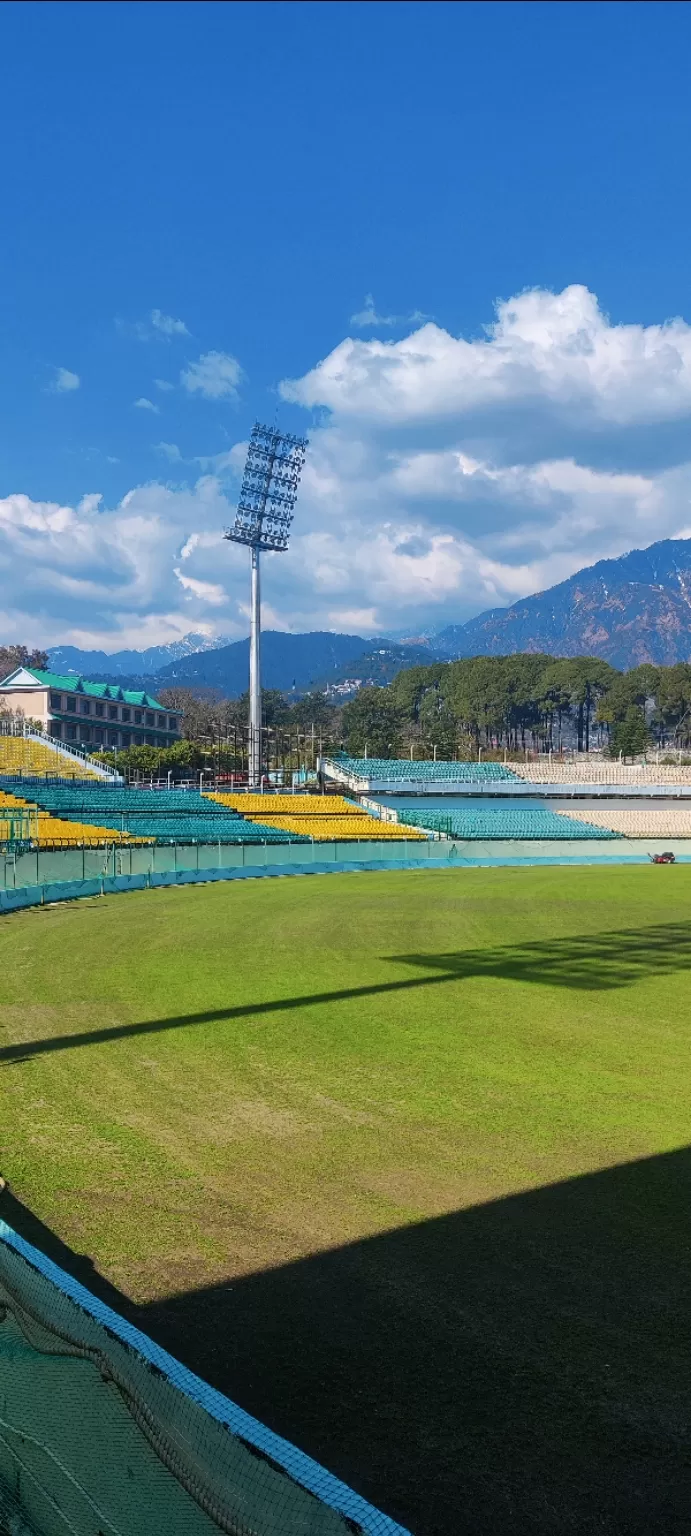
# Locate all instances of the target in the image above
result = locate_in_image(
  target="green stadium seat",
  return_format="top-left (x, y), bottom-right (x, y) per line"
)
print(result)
top-left (4, 785), bottom-right (309, 844)
top-left (331, 756), bottom-right (521, 783)
top-left (398, 807), bottom-right (621, 840)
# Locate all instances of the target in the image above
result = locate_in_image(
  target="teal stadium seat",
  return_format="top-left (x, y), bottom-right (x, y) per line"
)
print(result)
top-left (7, 785), bottom-right (309, 844)
top-left (333, 757), bottom-right (521, 783)
top-left (398, 807), bottom-right (621, 840)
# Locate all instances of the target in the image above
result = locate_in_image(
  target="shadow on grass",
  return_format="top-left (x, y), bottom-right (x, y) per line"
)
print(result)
top-left (5, 1148), bottom-right (691, 1535)
top-left (392, 918), bottom-right (691, 992)
top-left (3, 920), bottom-right (691, 1066)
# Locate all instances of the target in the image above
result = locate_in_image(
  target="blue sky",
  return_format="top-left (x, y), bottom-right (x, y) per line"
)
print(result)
top-left (3, 0), bottom-right (691, 650)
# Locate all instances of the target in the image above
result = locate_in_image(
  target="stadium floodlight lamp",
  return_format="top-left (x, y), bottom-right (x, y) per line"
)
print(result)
top-left (224, 422), bottom-right (308, 788)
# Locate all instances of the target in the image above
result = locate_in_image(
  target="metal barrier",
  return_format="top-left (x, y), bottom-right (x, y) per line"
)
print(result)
top-left (0, 1219), bottom-right (408, 1535)
top-left (0, 839), bottom-right (450, 891)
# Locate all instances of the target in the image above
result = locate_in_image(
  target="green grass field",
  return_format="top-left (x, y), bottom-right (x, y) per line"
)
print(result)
top-left (2, 865), bottom-right (691, 1535)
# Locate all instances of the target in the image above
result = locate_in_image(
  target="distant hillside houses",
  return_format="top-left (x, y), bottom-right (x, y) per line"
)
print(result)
top-left (0, 667), bottom-right (182, 751)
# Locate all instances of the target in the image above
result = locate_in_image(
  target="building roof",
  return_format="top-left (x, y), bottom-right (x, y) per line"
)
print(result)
top-left (0, 668), bottom-right (179, 713)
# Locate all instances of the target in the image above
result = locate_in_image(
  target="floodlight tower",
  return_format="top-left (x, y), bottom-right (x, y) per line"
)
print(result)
top-left (224, 423), bottom-right (308, 788)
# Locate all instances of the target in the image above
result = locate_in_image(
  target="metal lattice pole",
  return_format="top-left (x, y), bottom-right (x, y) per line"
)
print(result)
top-left (223, 423), bottom-right (307, 791)
top-left (249, 545), bottom-right (261, 788)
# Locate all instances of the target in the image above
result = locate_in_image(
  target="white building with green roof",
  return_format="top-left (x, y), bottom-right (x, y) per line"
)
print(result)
top-left (0, 667), bottom-right (182, 751)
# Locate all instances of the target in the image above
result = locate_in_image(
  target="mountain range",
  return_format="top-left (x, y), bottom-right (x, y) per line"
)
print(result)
top-left (152, 631), bottom-right (382, 695)
top-left (434, 538), bottom-right (691, 669)
top-left (47, 633), bottom-right (225, 677)
top-left (44, 536), bottom-right (691, 696)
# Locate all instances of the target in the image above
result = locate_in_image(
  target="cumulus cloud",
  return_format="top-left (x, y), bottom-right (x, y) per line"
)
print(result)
top-left (151, 309), bottom-right (188, 337)
top-left (134, 397), bottom-right (160, 414)
top-left (174, 568), bottom-right (226, 605)
top-left (154, 442), bottom-right (183, 463)
top-left (194, 444), bottom-right (245, 475)
top-left (118, 310), bottom-right (189, 342)
top-left (9, 284), bottom-right (691, 650)
top-left (181, 351), bottom-right (242, 400)
top-left (286, 284), bottom-right (691, 428)
top-left (50, 367), bottom-right (80, 393)
top-left (0, 480), bottom-right (242, 649)
top-left (350, 293), bottom-right (430, 329)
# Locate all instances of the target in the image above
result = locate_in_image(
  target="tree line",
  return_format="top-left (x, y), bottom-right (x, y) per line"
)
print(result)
top-left (95, 686), bottom-right (337, 778)
top-left (100, 659), bottom-right (691, 773)
top-left (338, 656), bottom-right (691, 760)
top-left (0, 644), bottom-right (48, 680)
top-left (5, 643), bottom-right (691, 771)
top-left (153, 659), bottom-right (691, 767)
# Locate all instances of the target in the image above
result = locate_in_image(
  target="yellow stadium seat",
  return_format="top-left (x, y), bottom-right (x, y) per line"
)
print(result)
top-left (204, 792), bottom-right (426, 840)
top-left (0, 788), bottom-right (152, 848)
top-left (0, 736), bottom-right (103, 780)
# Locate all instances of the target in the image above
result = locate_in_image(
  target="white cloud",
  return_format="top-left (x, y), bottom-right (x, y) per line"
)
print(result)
top-left (134, 397), bottom-right (160, 414)
top-left (151, 309), bottom-right (189, 337)
top-left (350, 294), bottom-right (430, 329)
top-left (194, 445), bottom-right (245, 474)
top-left (286, 284), bottom-right (691, 427)
top-left (181, 351), bottom-right (242, 401)
top-left (50, 367), bottom-right (80, 394)
top-left (174, 568), bottom-right (226, 605)
top-left (10, 284), bottom-right (691, 651)
top-left (155, 378), bottom-right (174, 392)
top-left (350, 294), bottom-right (399, 328)
top-left (118, 311), bottom-right (189, 342)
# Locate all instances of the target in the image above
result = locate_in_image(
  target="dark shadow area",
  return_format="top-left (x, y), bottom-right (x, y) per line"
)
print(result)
top-left (141, 1148), bottom-right (691, 1536)
top-left (393, 918), bottom-right (691, 993)
top-left (0, 1186), bottom-right (136, 1317)
top-left (6, 1150), bottom-right (691, 1535)
top-left (0, 978), bottom-right (454, 1065)
top-left (3, 920), bottom-right (691, 1067)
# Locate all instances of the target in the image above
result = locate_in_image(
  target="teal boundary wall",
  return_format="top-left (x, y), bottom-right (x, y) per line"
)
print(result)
top-left (1, 838), bottom-right (691, 915)
top-left (0, 838), bottom-right (446, 890)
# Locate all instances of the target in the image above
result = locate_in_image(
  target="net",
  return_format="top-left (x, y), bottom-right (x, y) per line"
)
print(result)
top-left (0, 1221), bottom-right (409, 1536)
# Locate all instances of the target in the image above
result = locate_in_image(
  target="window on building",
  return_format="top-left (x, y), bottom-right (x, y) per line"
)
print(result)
top-left (80, 726), bottom-right (91, 741)
top-left (109, 705), bottom-right (118, 720)
top-left (157, 713), bottom-right (165, 728)
top-left (65, 697), bottom-right (76, 712)
top-left (95, 703), bottom-right (104, 718)
top-left (108, 731), bottom-right (119, 746)
top-left (121, 733), bottom-right (131, 747)
top-left (50, 722), bottom-right (62, 739)
top-left (50, 693), bottom-right (63, 710)
top-left (134, 710), bottom-right (142, 724)
top-left (146, 712), bottom-right (154, 727)
top-left (66, 724), bottom-right (77, 740)
top-left (168, 716), bottom-right (177, 732)
top-left (122, 708), bottom-right (130, 723)
top-left (81, 700), bottom-right (91, 715)
top-left (94, 728), bottom-right (103, 743)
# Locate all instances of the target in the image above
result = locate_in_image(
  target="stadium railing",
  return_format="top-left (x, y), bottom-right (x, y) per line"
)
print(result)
top-left (0, 720), bottom-right (120, 781)
top-left (0, 1217), bottom-right (409, 1535)
top-left (321, 756), bottom-right (521, 787)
